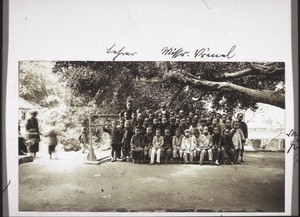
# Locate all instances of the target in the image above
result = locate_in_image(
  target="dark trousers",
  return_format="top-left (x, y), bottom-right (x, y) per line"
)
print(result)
top-left (132, 148), bottom-right (143, 160)
top-left (240, 144), bottom-right (245, 159)
top-left (225, 149), bottom-right (235, 163)
top-left (122, 144), bottom-right (131, 158)
top-left (213, 148), bottom-right (221, 161)
top-left (218, 148), bottom-right (229, 164)
top-left (111, 143), bottom-right (121, 158)
top-left (161, 148), bottom-right (173, 159)
top-left (234, 149), bottom-right (241, 162)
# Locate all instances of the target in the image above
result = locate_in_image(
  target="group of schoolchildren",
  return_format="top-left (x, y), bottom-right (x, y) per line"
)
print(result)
top-left (82, 99), bottom-right (248, 166)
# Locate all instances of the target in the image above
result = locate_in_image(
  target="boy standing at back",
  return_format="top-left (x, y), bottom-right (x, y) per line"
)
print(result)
top-left (152, 118), bottom-right (161, 135)
top-left (168, 117), bottom-right (177, 137)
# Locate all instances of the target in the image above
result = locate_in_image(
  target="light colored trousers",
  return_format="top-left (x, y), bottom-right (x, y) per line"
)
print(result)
top-left (173, 148), bottom-right (183, 158)
top-left (150, 147), bottom-right (161, 163)
top-left (200, 149), bottom-right (213, 162)
top-left (183, 151), bottom-right (194, 163)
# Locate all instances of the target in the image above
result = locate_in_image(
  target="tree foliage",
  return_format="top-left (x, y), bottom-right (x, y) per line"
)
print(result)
top-left (53, 61), bottom-right (285, 113)
top-left (19, 61), bottom-right (49, 103)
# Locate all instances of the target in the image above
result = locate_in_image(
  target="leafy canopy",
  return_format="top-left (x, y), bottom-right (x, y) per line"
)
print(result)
top-left (53, 61), bottom-right (284, 113)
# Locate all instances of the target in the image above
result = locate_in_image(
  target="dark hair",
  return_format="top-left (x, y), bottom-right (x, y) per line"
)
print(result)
top-left (233, 121), bottom-right (240, 125)
top-left (223, 128), bottom-right (230, 134)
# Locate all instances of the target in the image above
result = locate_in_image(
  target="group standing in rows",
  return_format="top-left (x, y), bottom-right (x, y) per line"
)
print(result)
top-left (80, 99), bottom-right (248, 166)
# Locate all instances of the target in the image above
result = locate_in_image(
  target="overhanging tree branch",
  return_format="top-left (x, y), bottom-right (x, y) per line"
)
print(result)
top-left (137, 68), bottom-right (285, 109)
top-left (221, 63), bottom-right (284, 79)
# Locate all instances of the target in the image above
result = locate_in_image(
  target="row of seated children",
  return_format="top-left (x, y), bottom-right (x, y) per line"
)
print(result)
top-left (109, 118), bottom-right (245, 166)
top-left (111, 103), bottom-right (248, 163)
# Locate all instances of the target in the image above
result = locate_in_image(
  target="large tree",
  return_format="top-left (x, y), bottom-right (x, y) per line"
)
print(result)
top-left (53, 61), bottom-right (285, 113)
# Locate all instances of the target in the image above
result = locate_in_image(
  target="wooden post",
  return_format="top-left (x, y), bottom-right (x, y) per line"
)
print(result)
top-left (85, 114), bottom-right (98, 164)
top-left (84, 114), bottom-right (119, 165)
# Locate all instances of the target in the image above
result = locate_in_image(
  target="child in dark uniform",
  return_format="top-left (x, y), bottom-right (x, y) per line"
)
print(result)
top-left (162, 129), bottom-right (173, 163)
top-left (143, 127), bottom-right (153, 163)
top-left (221, 128), bottom-right (235, 165)
top-left (110, 120), bottom-right (123, 162)
top-left (121, 120), bottom-right (134, 161)
top-left (130, 127), bottom-right (144, 164)
top-left (212, 126), bottom-right (222, 166)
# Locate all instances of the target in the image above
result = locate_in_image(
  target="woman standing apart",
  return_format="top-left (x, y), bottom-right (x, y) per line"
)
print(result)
top-left (25, 111), bottom-right (41, 158)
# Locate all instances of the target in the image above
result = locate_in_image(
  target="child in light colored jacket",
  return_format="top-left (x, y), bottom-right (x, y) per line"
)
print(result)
top-left (150, 129), bottom-right (164, 165)
top-left (181, 129), bottom-right (195, 164)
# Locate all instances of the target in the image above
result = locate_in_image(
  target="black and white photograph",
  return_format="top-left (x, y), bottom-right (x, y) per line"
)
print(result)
top-left (3, 0), bottom-right (297, 216)
top-left (18, 61), bottom-right (286, 212)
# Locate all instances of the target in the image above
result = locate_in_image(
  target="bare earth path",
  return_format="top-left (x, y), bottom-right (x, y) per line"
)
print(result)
top-left (19, 151), bottom-right (285, 212)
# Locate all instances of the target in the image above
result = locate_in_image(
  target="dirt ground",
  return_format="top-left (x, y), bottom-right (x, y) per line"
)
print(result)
top-left (19, 150), bottom-right (285, 213)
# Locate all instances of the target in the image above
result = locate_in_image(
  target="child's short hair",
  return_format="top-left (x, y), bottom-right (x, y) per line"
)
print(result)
top-left (135, 126), bottom-right (140, 130)
top-left (233, 121), bottom-right (240, 126)
top-left (223, 128), bottom-right (230, 134)
top-left (237, 113), bottom-right (244, 117)
top-left (194, 128), bottom-right (200, 134)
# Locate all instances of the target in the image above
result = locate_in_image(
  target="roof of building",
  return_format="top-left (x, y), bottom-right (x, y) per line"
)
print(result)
top-left (19, 97), bottom-right (34, 110)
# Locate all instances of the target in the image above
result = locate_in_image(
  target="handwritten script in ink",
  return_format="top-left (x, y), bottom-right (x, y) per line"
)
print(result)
top-left (106, 44), bottom-right (138, 61)
top-left (286, 129), bottom-right (299, 167)
top-left (161, 45), bottom-right (236, 59)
